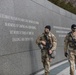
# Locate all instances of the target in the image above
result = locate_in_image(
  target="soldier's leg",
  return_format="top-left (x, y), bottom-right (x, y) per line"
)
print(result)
top-left (69, 51), bottom-right (75, 75)
top-left (41, 51), bottom-right (50, 75)
top-left (42, 58), bottom-right (47, 75)
top-left (42, 56), bottom-right (46, 69)
top-left (42, 56), bottom-right (48, 75)
top-left (44, 57), bottom-right (51, 75)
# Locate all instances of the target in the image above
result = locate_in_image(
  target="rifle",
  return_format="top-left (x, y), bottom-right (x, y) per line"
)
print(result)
top-left (44, 34), bottom-right (56, 58)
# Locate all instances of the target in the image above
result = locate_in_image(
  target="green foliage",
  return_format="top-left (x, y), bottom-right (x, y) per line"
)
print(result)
top-left (48, 0), bottom-right (76, 14)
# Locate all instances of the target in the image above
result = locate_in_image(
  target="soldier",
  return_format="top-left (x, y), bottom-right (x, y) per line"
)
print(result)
top-left (36, 25), bottom-right (57, 75)
top-left (64, 24), bottom-right (76, 75)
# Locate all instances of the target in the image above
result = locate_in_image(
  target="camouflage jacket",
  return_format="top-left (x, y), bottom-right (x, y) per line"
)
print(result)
top-left (36, 32), bottom-right (57, 51)
top-left (64, 31), bottom-right (76, 52)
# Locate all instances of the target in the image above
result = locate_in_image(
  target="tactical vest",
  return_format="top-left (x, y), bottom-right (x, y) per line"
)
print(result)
top-left (39, 33), bottom-right (53, 50)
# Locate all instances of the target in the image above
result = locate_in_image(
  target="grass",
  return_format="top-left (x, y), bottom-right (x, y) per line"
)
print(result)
top-left (48, 0), bottom-right (76, 14)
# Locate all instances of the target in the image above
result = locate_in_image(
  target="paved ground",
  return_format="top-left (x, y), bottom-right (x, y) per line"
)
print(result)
top-left (35, 60), bottom-right (76, 75)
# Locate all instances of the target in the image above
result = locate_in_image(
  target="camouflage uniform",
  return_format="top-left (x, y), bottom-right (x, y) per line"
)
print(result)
top-left (64, 32), bottom-right (76, 75)
top-left (36, 32), bottom-right (57, 75)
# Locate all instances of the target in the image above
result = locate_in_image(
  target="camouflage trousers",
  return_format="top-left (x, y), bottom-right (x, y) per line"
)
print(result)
top-left (41, 50), bottom-right (51, 75)
top-left (69, 50), bottom-right (76, 75)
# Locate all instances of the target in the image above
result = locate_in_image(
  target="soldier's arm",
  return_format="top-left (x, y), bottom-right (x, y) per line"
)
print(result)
top-left (64, 35), bottom-right (69, 53)
top-left (36, 35), bottom-right (42, 45)
top-left (51, 34), bottom-right (57, 51)
top-left (36, 34), bottom-right (46, 46)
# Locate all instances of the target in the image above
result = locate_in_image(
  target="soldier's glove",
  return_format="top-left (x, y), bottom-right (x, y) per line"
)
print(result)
top-left (65, 52), bottom-right (68, 57)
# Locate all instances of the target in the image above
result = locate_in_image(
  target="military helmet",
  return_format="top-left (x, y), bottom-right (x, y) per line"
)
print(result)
top-left (71, 24), bottom-right (76, 29)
